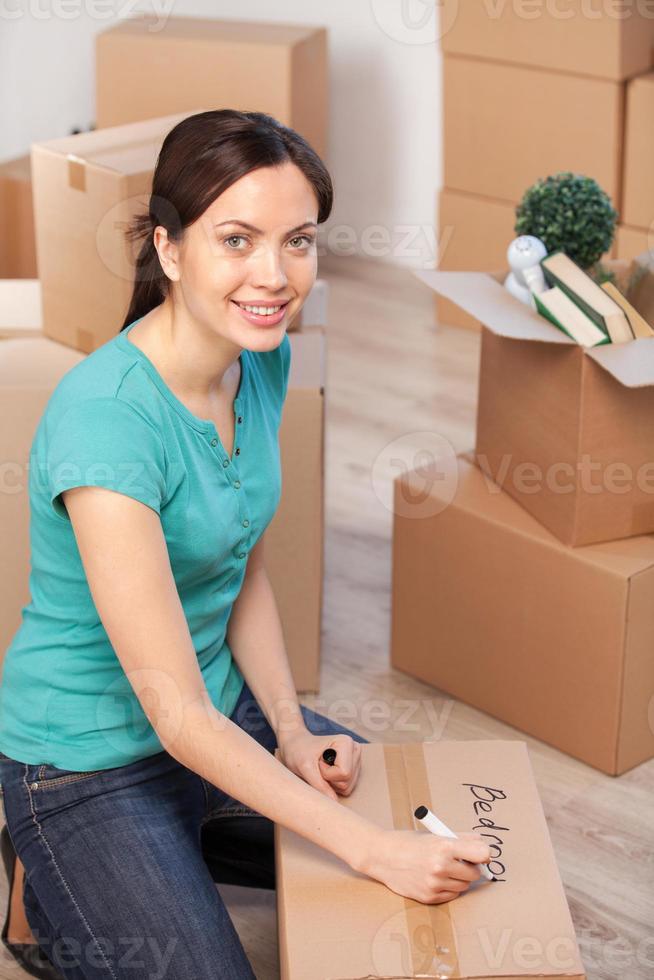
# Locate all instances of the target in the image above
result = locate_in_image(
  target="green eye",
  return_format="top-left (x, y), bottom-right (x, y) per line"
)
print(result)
top-left (289, 235), bottom-right (314, 249)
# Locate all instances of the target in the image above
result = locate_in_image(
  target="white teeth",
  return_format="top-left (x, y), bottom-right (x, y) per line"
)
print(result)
top-left (239, 304), bottom-right (282, 315)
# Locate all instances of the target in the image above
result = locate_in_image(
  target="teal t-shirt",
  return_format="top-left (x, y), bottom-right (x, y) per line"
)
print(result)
top-left (0, 318), bottom-right (291, 770)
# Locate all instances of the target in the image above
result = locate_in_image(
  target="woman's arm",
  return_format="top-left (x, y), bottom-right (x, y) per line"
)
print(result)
top-left (225, 531), bottom-right (307, 747)
top-left (61, 485), bottom-right (376, 871)
top-left (226, 532), bottom-right (361, 799)
top-left (61, 485), bottom-right (491, 901)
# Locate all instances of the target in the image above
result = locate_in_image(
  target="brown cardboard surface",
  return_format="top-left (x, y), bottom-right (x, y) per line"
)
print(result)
top-left (32, 112), bottom-right (193, 354)
top-left (614, 224), bottom-right (652, 260)
top-left (415, 258), bottom-right (654, 544)
top-left (622, 71), bottom-right (654, 226)
top-left (436, 189), bottom-right (518, 331)
top-left (0, 279), bottom-right (42, 338)
top-left (443, 55), bottom-right (624, 207)
top-left (266, 331), bottom-right (325, 693)
top-left (96, 17), bottom-right (327, 158)
top-left (390, 454), bottom-right (654, 775)
top-left (0, 155), bottom-right (37, 279)
top-left (0, 339), bottom-right (85, 666)
top-left (276, 740), bottom-right (586, 979)
top-left (440, 0), bottom-right (654, 81)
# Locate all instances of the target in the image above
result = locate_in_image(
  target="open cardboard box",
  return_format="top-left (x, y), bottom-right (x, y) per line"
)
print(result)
top-left (275, 740), bottom-right (586, 979)
top-left (416, 252), bottom-right (654, 546)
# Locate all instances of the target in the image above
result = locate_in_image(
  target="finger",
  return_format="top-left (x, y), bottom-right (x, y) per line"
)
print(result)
top-left (451, 839), bottom-right (491, 865)
top-left (321, 734), bottom-right (356, 776)
top-left (430, 890), bottom-right (460, 905)
top-left (330, 746), bottom-right (364, 793)
top-left (446, 859), bottom-right (482, 883)
top-left (442, 877), bottom-right (470, 894)
top-left (301, 764), bottom-right (339, 801)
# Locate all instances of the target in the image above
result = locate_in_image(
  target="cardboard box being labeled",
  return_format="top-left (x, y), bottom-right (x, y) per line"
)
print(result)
top-left (390, 455), bottom-right (654, 776)
top-left (0, 339), bottom-right (85, 668)
top-left (266, 330), bottom-right (325, 693)
top-left (0, 279), bottom-right (43, 339)
top-left (415, 254), bottom-right (654, 546)
top-left (443, 55), bottom-right (624, 207)
top-left (32, 111), bottom-right (195, 355)
top-left (440, 0), bottom-right (654, 81)
top-left (275, 740), bottom-right (586, 979)
top-left (0, 155), bottom-right (37, 279)
top-left (96, 17), bottom-right (327, 158)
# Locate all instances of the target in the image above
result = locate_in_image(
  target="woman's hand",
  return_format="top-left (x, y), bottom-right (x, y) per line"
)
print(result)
top-left (361, 829), bottom-right (492, 904)
top-left (277, 728), bottom-right (363, 801)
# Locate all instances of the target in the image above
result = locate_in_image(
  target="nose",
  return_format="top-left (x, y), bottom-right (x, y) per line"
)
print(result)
top-left (251, 242), bottom-right (288, 293)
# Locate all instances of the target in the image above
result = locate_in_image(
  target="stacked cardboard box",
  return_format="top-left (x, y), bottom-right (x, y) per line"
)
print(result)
top-left (435, 3), bottom-right (654, 330)
top-left (393, 255), bottom-right (654, 775)
top-left (0, 156), bottom-right (37, 279)
top-left (617, 71), bottom-right (654, 258)
top-left (95, 17), bottom-right (327, 159)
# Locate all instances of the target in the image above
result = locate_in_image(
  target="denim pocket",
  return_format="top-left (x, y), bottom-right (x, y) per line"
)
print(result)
top-left (30, 764), bottom-right (105, 789)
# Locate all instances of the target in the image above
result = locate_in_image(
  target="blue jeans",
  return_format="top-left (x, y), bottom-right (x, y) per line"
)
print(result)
top-left (0, 679), bottom-right (369, 979)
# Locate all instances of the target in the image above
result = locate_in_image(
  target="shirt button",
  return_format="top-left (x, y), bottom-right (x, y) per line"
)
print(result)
top-left (235, 447), bottom-right (241, 456)
top-left (242, 519), bottom-right (249, 528)
top-left (210, 438), bottom-right (218, 447)
top-left (222, 459), bottom-right (229, 468)
top-left (237, 416), bottom-right (243, 424)
top-left (233, 480), bottom-right (241, 489)
top-left (239, 552), bottom-right (246, 559)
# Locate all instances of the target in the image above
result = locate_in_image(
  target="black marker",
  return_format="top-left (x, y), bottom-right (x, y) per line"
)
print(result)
top-left (322, 748), bottom-right (337, 766)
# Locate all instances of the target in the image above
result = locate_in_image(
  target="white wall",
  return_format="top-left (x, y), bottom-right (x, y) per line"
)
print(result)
top-left (0, 0), bottom-right (442, 268)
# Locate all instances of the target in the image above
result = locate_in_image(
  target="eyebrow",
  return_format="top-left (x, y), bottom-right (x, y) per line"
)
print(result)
top-left (214, 220), bottom-right (318, 235)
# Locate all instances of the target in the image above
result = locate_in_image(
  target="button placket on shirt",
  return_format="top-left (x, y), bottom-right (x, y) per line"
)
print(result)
top-left (207, 401), bottom-right (250, 563)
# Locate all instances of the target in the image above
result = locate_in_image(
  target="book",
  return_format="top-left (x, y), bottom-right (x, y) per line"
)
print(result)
top-left (533, 286), bottom-right (611, 347)
top-left (601, 281), bottom-right (654, 339)
top-left (541, 250), bottom-right (634, 343)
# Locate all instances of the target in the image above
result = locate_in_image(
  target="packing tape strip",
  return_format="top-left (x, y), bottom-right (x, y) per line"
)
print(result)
top-left (383, 743), bottom-right (460, 978)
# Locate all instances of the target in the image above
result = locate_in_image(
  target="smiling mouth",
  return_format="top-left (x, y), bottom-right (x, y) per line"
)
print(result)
top-left (232, 300), bottom-right (290, 315)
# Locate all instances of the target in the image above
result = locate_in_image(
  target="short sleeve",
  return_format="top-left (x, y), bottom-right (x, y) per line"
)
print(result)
top-left (280, 332), bottom-right (291, 404)
top-left (46, 397), bottom-right (167, 521)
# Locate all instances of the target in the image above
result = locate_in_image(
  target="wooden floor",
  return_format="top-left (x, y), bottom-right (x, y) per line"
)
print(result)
top-left (2, 255), bottom-right (653, 979)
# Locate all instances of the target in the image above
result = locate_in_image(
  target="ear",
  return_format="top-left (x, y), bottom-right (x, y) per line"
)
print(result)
top-left (153, 225), bottom-right (181, 282)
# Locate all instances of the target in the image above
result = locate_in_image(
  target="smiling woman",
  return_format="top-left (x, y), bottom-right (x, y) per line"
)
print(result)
top-left (0, 109), bottom-right (489, 980)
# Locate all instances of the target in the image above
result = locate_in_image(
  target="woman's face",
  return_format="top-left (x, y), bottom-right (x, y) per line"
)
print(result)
top-left (159, 160), bottom-right (319, 351)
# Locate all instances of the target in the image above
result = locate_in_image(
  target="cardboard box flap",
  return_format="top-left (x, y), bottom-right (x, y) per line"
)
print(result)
top-left (414, 270), bottom-right (572, 345)
top-left (585, 337), bottom-right (654, 388)
top-left (276, 740), bottom-right (586, 979)
top-left (32, 112), bottom-right (194, 174)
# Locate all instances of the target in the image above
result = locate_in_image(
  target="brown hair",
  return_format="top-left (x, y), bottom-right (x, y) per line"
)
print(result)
top-left (121, 109), bottom-right (333, 331)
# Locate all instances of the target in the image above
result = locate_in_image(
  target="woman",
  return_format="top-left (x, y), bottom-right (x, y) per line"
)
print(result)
top-left (0, 110), bottom-right (491, 979)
